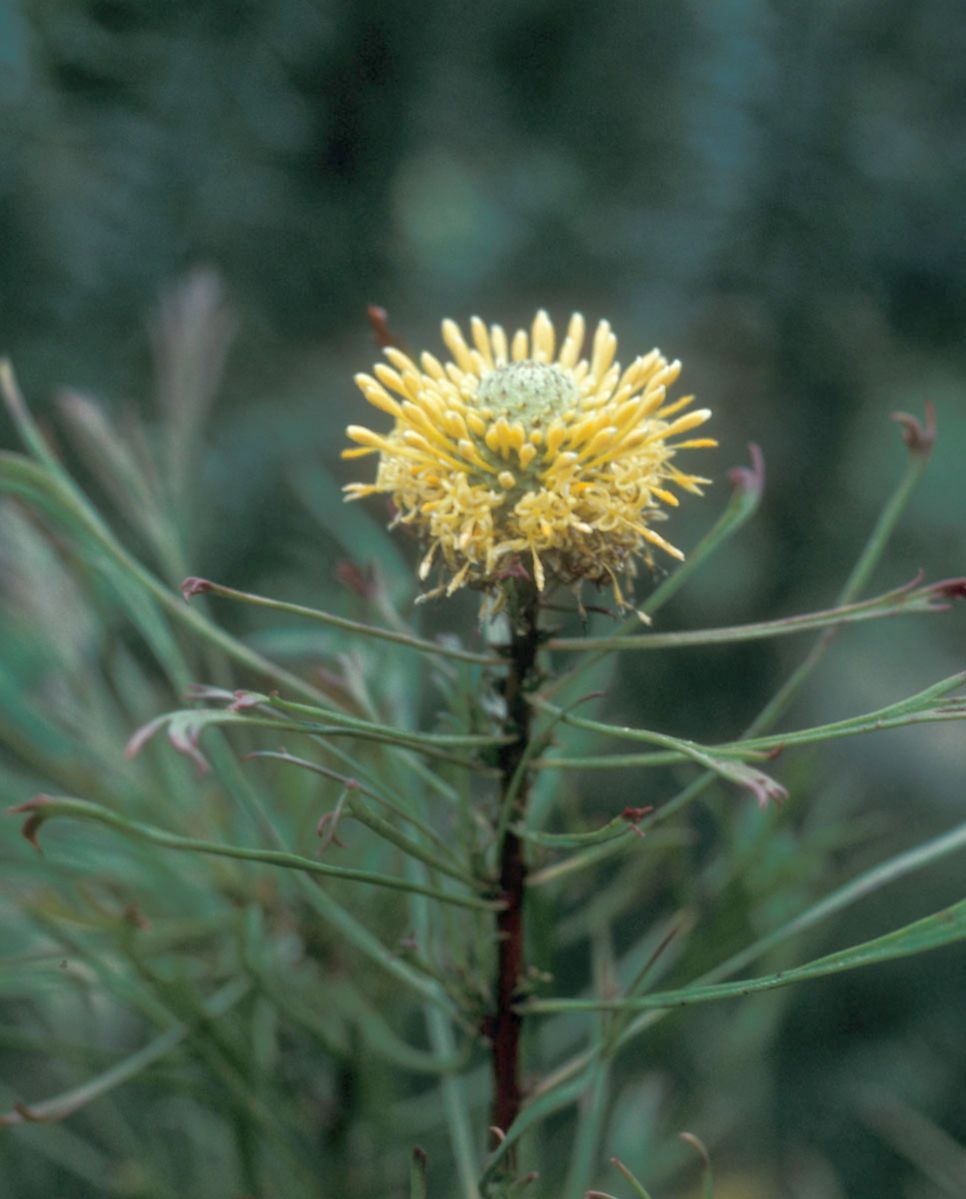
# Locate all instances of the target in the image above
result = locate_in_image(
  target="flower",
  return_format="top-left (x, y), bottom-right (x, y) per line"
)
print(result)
top-left (343, 311), bottom-right (715, 606)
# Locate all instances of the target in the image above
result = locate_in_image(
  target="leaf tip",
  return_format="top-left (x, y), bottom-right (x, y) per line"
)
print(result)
top-left (891, 401), bottom-right (936, 457)
top-left (752, 772), bottom-right (788, 808)
top-left (172, 729), bottom-right (210, 777)
top-left (678, 1130), bottom-right (710, 1163)
top-left (367, 304), bottom-right (405, 350)
top-left (124, 715), bottom-right (164, 760)
top-left (8, 794), bottom-right (55, 853)
top-left (622, 805), bottom-right (653, 828)
top-left (336, 559), bottom-right (378, 599)
top-left (929, 577), bottom-right (966, 606)
top-left (180, 576), bottom-right (214, 603)
top-left (727, 442), bottom-right (765, 499)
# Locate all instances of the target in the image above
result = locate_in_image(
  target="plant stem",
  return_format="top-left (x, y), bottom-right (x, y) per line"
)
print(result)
top-left (491, 583), bottom-right (541, 1143)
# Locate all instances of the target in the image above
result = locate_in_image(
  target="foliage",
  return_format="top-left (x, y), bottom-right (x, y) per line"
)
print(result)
top-left (1, 274), bottom-right (964, 1197)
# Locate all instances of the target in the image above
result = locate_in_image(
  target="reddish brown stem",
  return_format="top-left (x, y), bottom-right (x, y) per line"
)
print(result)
top-left (491, 585), bottom-right (541, 1141)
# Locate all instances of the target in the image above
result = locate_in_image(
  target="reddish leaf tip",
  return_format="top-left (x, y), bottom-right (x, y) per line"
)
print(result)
top-left (12, 1101), bottom-right (46, 1124)
top-left (727, 442), bottom-right (766, 497)
top-left (180, 576), bottom-right (213, 603)
top-left (753, 773), bottom-right (788, 808)
top-left (493, 556), bottom-right (533, 583)
top-left (931, 577), bottom-right (966, 602)
top-left (9, 794), bottom-right (54, 852)
top-left (315, 811), bottom-right (346, 849)
top-left (167, 724), bottom-right (210, 776)
top-left (124, 716), bottom-right (164, 760)
top-left (336, 559), bottom-right (377, 599)
top-left (891, 401), bottom-right (937, 456)
top-left (367, 304), bottom-right (406, 351)
top-left (678, 1130), bottom-right (712, 1166)
top-left (8, 794), bottom-right (53, 816)
top-left (122, 902), bottom-right (152, 931)
top-left (622, 805), bottom-right (654, 825)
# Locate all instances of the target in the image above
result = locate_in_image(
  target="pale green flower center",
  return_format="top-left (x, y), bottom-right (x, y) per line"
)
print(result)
top-left (476, 361), bottom-right (579, 428)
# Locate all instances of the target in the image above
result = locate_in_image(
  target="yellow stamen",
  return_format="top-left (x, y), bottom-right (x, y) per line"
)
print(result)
top-left (532, 309), bottom-right (555, 362)
top-left (470, 316), bottom-right (493, 367)
top-left (441, 319), bottom-right (475, 372)
top-left (558, 312), bottom-right (585, 368)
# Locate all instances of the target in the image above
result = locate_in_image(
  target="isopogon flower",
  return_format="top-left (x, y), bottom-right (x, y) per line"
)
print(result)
top-left (343, 311), bottom-right (715, 606)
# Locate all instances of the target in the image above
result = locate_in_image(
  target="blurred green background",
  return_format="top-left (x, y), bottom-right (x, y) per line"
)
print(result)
top-left (1, 1), bottom-right (964, 1197)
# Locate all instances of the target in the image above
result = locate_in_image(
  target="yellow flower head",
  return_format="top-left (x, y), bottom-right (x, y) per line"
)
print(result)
top-left (343, 311), bottom-right (715, 605)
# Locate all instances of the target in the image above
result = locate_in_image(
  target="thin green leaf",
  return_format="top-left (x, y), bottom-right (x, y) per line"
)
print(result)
top-left (528, 818), bottom-right (966, 1112)
top-left (610, 1157), bottom-right (656, 1199)
top-left (344, 791), bottom-right (486, 889)
top-left (128, 703), bottom-right (501, 774)
top-left (543, 444), bottom-right (765, 700)
top-left (856, 1088), bottom-right (966, 1195)
top-left (205, 735), bottom-right (457, 1012)
top-left (479, 1068), bottom-right (591, 1190)
top-left (290, 463), bottom-right (413, 597)
top-left (525, 896), bottom-right (966, 1015)
top-left (747, 404), bottom-right (935, 736)
top-left (426, 1006), bottom-right (481, 1199)
top-left (685, 818), bottom-right (966, 989)
top-left (246, 749), bottom-right (455, 856)
top-left (264, 691), bottom-right (512, 749)
top-left (411, 1147), bottom-right (429, 1199)
top-left (408, 872), bottom-right (481, 1199)
top-left (531, 697), bottom-right (787, 806)
top-left (1, 360), bottom-right (66, 473)
top-left (180, 577), bottom-right (502, 666)
top-left (563, 1058), bottom-right (612, 1198)
top-left (0, 450), bottom-right (328, 705)
top-left (525, 830), bottom-right (691, 890)
top-left (549, 574), bottom-right (963, 653)
top-left (506, 1172), bottom-right (540, 1195)
top-left (679, 1133), bottom-right (714, 1199)
top-left (532, 673), bottom-right (966, 777)
top-left (546, 408), bottom-right (942, 857)
top-left (0, 978), bottom-right (250, 1126)
top-left (512, 815), bottom-right (637, 848)
top-left (10, 795), bottom-right (500, 912)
